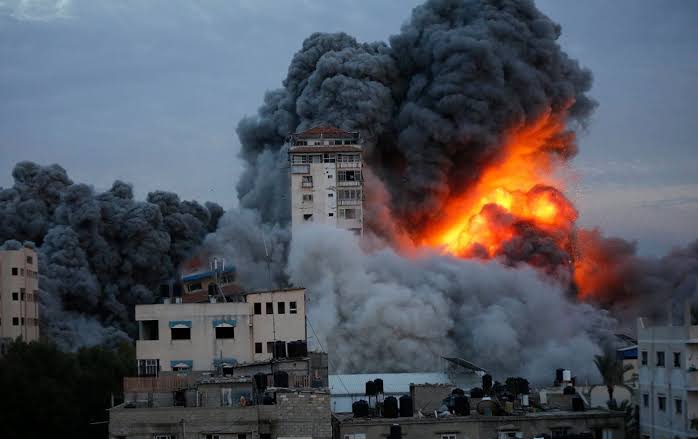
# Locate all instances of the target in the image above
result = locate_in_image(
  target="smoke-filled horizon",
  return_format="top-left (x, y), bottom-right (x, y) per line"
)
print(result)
top-left (1, 0), bottom-right (696, 384)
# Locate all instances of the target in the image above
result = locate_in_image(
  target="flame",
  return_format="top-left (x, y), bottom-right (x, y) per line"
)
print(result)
top-left (420, 110), bottom-right (578, 261)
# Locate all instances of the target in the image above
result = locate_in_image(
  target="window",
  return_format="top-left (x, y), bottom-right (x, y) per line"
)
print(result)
top-left (11, 267), bottom-right (17, 276)
top-left (266, 302), bottom-right (274, 314)
top-left (675, 398), bottom-right (683, 414)
top-left (20, 317), bottom-right (25, 325)
top-left (12, 317), bottom-right (18, 326)
top-left (340, 208), bottom-right (357, 219)
top-left (12, 292), bottom-right (18, 301)
top-left (643, 393), bottom-right (649, 407)
top-left (205, 434), bottom-right (222, 439)
top-left (140, 320), bottom-right (159, 340)
top-left (302, 194), bottom-right (313, 202)
top-left (302, 175), bottom-right (313, 187)
top-left (498, 433), bottom-right (523, 439)
top-left (442, 435), bottom-right (457, 439)
top-left (657, 351), bottom-right (665, 367)
top-left (328, 213), bottom-right (334, 217)
top-left (187, 282), bottom-right (202, 292)
top-left (658, 396), bottom-right (666, 411)
top-left (254, 302), bottom-right (262, 315)
top-left (323, 153), bottom-right (336, 163)
top-left (171, 327), bottom-right (191, 340)
top-left (290, 301), bottom-right (297, 314)
top-left (255, 342), bottom-right (263, 354)
top-left (641, 351), bottom-right (648, 365)
top-left (674, 352), bottom-right (681, 368)
top-left (27, 255), bottom-right (33, 264)
top-left (551, 428), bottom-right (570, 439)
top-left (303, 213), bottom-right (313, 221)
top-left (328, 174), bottom-right (333, 179)
top-left (215, 327), bottom-right (235, 339)
top-left (20, 292), bottom-right (25, 301)
top-left (267, 341), bottom-right (274, 353)
top-left (154, 435), bottom-right (172, 439)
top-left (138, 359), bottom-right (160, 377)
top-left (328, 193), bottom-right (334, 198)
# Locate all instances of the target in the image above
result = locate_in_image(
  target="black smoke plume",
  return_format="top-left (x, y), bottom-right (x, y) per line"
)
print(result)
top-left (0, 162), bottom-right (222, 350)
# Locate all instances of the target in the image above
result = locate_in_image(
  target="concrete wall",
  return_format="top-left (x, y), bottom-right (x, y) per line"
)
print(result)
top-left (0, 247), bottom-right (39, 342)
top-left (110, 390), bottom-right (331, 439)
top-left (336, 411), bottom-right (626, 439)
top-left (246, 289), bottom-right (306, 363)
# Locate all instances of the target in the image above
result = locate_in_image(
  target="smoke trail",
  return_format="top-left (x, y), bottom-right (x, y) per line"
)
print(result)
top-left (0, 162), bottom-right (223, 350)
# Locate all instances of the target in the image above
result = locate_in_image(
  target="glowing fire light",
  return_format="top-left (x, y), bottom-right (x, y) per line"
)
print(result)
top-left (421, 110), bottom-right (578, 259)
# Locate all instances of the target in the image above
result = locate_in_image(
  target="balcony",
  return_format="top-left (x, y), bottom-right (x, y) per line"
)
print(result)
top-left (301, 182), bottom-right (313, 188)
top-left (338, 199), bottom-right (361, 206)
top-left (291, 164), bottom-right (310, 174)
top-left (337, 162), bottom-right (361, 169)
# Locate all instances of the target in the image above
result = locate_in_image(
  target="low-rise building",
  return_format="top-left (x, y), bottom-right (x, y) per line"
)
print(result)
top-left (0, 243), bottom-right (40, 347)
top-left (638, 303), bottom-right (698, 439)
top-left (135, 288), bottom-right (306, 374)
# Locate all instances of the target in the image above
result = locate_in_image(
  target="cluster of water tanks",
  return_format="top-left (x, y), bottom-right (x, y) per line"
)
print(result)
top-left (254, 370), bottom-right (289, 391)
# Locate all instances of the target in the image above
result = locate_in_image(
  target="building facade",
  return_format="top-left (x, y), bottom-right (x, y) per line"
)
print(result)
top-left (638, 305), bottom-right (698, 439)
top-left (288, 127), bottom-right (363, 235)
top-left (135, 288), bottom-right (306, 374)
top-left (0, 244), bottom-right (39, 345)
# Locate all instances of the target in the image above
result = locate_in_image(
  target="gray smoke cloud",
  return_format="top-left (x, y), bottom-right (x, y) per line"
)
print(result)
top-left (0, 161), bottom-right (223, 350)
top-left (288, 225), bottom-right (612, 382)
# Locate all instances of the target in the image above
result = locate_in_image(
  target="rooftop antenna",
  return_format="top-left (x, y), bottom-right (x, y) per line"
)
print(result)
top-left (261, 231), bottom-right (277, 356)
top-left (210, 256), bottom-right (228, 303)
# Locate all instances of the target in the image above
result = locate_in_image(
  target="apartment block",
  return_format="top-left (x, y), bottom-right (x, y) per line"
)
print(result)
top-left (0, 244), bottom-right (39, 348)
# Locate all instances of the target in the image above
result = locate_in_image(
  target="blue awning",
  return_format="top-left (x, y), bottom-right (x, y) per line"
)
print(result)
top-left (212, 319), bottom-right (237, 328)
top-left (213, 357), bottom-right (237, 367)
top-left (182, 266), bottom-right (236, 283)
top-left (169, 320), bottom-right (192, 328)
top-left (170, 360), bottom-right (193, 368)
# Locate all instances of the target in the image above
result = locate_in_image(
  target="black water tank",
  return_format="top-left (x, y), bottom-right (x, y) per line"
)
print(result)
top-left (365, 380), bottom-right (377, 396)
top-left (352, 400), bottom-right (369, 417)
top-left (390, 424), bottom-right (402, 439)
top-left (572, 396), bottom-right (585, 411)
top-left (470, 387), bottom-right (484, 398)
top-left (262, 395), bottom-right (274, 405)
top-left (563, 385), bottom-right (576, 395)
top-left (273, 340), bottom-right (287, 359)
top-left (506, 377), bottom-right (530, 395)
top-left (399, 395), bottom-right (413, 417)
top-left (482, 374), bottom-right (493, 393)
top-left (452, 388), bottom-right (465, 396)
top-left (273, 371), bottom-right (289, 388)
top-left (454, 395), bottom-right (470, 416)
top-left (208, 283), bottom-right (217, 296)
top-left (297, 340), bottom-right (308, 356)
top-left (254, 372), bottom-right (267, 391)
top-left (287, 341), bottom-right (299, 357)
top-left (384, 396), bottom-right (399, 418)
top-left (555, 368), bottom-right (564, 383)
top-left (374, 378), bottom-right (384, 394)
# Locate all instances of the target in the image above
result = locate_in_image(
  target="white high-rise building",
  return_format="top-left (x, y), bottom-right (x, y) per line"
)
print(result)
top-left (288, 127), bottom-right (363, 235)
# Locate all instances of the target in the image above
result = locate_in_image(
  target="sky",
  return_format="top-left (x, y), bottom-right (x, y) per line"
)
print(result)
top-left (0, 0), bottom-right (696, 256)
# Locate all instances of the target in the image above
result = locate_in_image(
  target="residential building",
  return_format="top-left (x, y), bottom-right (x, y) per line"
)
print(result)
top-left (0, 244), bottom-right (39, 346)
top-left (135, 288), bottom-right (306, 374)
top-left (110, 379), bottom-right (332, 439)
top-left (288, 126), bottom-right (363, 235)
top-left (638, 303), bottom-right (698, 439)
top-left (333, 381), bottom-right (626, 439)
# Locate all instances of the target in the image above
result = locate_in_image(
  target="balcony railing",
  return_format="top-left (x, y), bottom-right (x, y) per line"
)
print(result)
top-left (337, 162), bottom-right (361, 169)
top-left (338, 180), bottom-right (361, 187)
top-left (124, 375), bottom-right (195, 393)
top-left (338, 199), bottom-right (362, 206)
top-left (301, 182), bottom-right (313, 188)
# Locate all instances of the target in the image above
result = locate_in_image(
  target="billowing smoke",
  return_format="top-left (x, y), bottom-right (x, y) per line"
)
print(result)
top-left (0, 162), bottom-right (222, 350)
top-left (205, 0), bottom-right (617, 381)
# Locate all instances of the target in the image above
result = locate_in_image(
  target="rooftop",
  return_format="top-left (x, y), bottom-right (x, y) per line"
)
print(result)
top-left (291, 126), bottom-right (358, 140)
top-left (330, 372), bottom-right (451, 396)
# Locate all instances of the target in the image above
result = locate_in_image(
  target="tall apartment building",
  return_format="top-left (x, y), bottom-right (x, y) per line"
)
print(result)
top-left (0, 244), bottom-right (40, 348)
top-left (135, 288), bottom-right (306, 374)
top-left (288, 126), bottom-right (363, 235)
top-left (638, 304), bottom-right (698, 439)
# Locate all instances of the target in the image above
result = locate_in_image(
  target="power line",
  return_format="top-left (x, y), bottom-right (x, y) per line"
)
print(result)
top-left (305, 316), bottom-right (353, 402)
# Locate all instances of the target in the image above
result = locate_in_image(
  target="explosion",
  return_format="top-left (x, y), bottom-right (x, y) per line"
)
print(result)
top-left (420, 110), bottom-right (578, 269)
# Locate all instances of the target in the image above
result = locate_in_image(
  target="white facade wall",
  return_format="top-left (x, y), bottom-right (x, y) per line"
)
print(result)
top-left (638, 312), bottom-right (698, 439)
top-left (0, 247), bottom-right (40, 343)
top-left (135, 289), bottom-right (306, 373)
